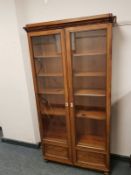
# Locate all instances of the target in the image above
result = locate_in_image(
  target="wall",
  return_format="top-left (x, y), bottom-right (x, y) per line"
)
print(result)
top-left (0, 0), bottom-right (40, 143)
top-left (2, 0), bottom-right (130, 156)
top-left (111, 25), bottom-right (131, 156)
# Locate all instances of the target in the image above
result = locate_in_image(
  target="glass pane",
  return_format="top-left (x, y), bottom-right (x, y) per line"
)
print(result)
top-left (42, 115), bottom-right (67, 141)
top-left (32, 34), bottom-right (67, 142)
top-left (70, 29), bottom-right (107, 150)
top-left (76, 118), bottom-right (106, 150)
top-left (32, 34), bottom-right (61, 57)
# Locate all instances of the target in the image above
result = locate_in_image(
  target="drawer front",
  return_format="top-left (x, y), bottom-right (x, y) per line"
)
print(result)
top-left (44, 144), bottom-right (69, 160)
top-left (76, 150), bottom-right (106, 166)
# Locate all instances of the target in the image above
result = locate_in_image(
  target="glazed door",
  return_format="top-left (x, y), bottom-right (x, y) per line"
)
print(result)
top-left (29, 29), bottom-right (72, 164)
top-left (65, 24), bottom-right (112, 169)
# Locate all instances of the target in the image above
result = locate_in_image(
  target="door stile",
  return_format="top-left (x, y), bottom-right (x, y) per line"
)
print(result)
top-left (65, 29), bottom-right (77, 163)
top-left (60, 30), bottom-right (73, 162)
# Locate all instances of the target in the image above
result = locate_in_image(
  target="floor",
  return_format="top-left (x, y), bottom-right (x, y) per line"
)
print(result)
top-left (0, 133), bottom-right (130, 175)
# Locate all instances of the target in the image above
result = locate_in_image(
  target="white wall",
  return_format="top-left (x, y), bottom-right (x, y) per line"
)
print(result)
top-left (0, 0), bottom-right (40, 143)
top-left (14, 0), bottom-right (131, 156)
top-left (111, 25), bottom-right (131, 156)
top-left (15, 0), bottom-right (131, 24)
top-left (0, 0), bottom-right (130, 156)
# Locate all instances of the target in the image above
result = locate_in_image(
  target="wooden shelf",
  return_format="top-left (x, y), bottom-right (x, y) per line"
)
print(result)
top-left (74, 72), bottom-right (106, 77)
top-left (41, 106), bottom-right (66, 116)
top-left (38, 72), bottom-right (63, 77)
top-left (76, 110), bottom-right (106, 120)
top-left (34, 54), bottom-right (61, 59)
top-left (73, 51), bottom-right (106, 57)
top-left (77, 135), bottom-right (105, 150)
top-left (76, 34), bottom-right (106, 39)
top-left (43, 131), bottom-right (67, 145)
top-left (75, 89), bottom-right (106, 97)
top-left (43, 137), bottom-right (67, 146)
top-left (38, 89), bottom-right (64, 95)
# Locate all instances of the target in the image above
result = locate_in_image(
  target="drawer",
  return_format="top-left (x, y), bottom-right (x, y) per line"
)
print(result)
top-left (76, 150), bottom-right (106, 166)
top-left (44, 144), bottom-right (69, 159)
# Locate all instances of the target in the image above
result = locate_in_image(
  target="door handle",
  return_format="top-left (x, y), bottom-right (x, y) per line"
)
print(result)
top-left (65, 102), bottom-right (69, 107)
top-left (70, 102), bottom-right (74, 108)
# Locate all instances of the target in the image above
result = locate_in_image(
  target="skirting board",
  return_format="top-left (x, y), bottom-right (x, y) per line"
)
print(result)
top-left (111, 154), bottom-right (131, 167)
top-left (1, 137), bottom-right (41, 149)
top-left (111, 153), bottom-right (130, 162)
top-left (1, 137), bottom-right (130, 164)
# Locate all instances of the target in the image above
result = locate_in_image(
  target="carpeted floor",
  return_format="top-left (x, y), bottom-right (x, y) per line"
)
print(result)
top-left (0, 134), bottom-right (130, 175)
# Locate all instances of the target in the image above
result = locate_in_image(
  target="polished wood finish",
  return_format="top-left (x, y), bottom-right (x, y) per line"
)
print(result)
top-left (73, 51), bottom-right (106, 57)
top-left (76, 110), bottom-right (106, 120)
top-left (34, 54), bottom-right (61, 58)
top-left (24, 14), bottom-right (116, 32)
top-left (74, 72), bottom-right (106, 77)
top-left (74, 89), bottom-right (106, 97)
top-left (38, 88), bottom-right (64, 95)
top-left (38, 72), bottom-right (63, 77)
top-left (25, 14), bottom-right (115, 175)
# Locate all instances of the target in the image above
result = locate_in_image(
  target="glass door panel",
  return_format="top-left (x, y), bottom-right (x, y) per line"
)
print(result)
top-left (69, 28), bottom-right (107, 151)
top-left (76, 118), bottom-right (106, 150)
top-left (31, 33), bottom-right (68, 144)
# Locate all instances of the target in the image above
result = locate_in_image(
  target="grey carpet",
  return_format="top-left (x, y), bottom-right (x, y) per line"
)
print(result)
top-left (0, 138), bottom-right (130, 175)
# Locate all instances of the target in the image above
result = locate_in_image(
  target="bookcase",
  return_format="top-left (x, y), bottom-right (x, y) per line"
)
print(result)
top-left (24, 14), bottom-right (116, 175)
